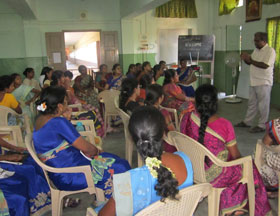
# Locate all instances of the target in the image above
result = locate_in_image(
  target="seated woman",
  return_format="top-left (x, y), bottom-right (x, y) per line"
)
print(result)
top-left (136, 61), bottom-right (152, 82)
top-left (95, 64), bottom-right (112, 92)
top-left (11, 73), bottom-right (41, 123)
top-left (125, 64), bottom-right (136, 79)
top-left (74, 65), bottom-right (100, 109)
top-left (162, 69), bottom-right (194, 120)
top-left (0, 137), bottom-right (51, 216)
top-left (59, 71), bottom-right (104, 138)
top-left (42, 67), bottom-right (53, 88)
top-left (33, 86), bottom-right (130, 199)
top-left (64, 70), bottom-right (79, 105)
top-left (0, 75), bottom-right (22, 114)
top-left (137, 73), bottom-right (154, 105)
top-left (145, 84), bottom-right (177, 153)
top-left (22, 68), bottom-right (41, 91)
top-left (96, 106), bottom-right (193, 215)
top-left (176, 59), bottom-right (196, 97)
top-left (106, 64), bottom-right (123, 90)
top-left (119, 78), bottom-right (140, 115)
top-left (153, 64), bottom-right (165, 86)
top-left (259, 118), bottom-right (280, 198)
top-left (39, 66), bottom-right (53, 88)
top-left (180, 84), bottom-right (271, 216)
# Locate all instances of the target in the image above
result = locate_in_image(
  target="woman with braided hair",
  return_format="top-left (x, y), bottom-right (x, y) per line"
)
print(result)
top-left (180, 84), bottom-right (271, 216)
top-left (119, 77), bottom-right (141, 114)
top-left (96, 106), bottom-right (193, 215)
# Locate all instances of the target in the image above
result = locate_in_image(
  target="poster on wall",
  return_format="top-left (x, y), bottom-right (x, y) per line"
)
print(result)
top-left (246, 0), bottom-right (262, 22)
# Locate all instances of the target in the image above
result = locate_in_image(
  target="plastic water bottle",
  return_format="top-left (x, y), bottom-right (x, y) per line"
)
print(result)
top-left (75, 122), bottom-right (85, 132)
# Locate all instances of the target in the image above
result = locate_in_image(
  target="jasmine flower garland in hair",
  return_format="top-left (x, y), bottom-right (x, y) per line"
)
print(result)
top-left (145, 157), bottom-right (176, 179)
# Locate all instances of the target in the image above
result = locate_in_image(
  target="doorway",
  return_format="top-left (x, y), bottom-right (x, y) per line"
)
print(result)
top-left (64, 31), bottom-right (100, 78)
top-left (45, 31), bottom-right (119, 77)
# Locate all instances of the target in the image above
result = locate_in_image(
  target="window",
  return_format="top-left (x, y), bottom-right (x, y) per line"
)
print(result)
top-left (237, 0), bottom-right (244, 7)
top-left (267, 17), bottom-right (280, 83)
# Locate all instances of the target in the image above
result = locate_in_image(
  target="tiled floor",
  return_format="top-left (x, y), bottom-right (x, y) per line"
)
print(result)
top-left (46, 98), bottom-right (280, 215)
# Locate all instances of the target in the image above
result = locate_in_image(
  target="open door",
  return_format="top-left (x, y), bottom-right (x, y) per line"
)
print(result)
top-left (45, 32), bottom-right (66, 71)
top-left (100, 31), bottom-right (119, 72)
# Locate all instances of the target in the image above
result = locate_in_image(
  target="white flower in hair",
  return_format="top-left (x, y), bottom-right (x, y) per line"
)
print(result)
top-left (37, 102), bottom-right (47, 112)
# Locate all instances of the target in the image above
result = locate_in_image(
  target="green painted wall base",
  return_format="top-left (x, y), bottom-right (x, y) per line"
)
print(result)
top-left (271, 84), bottom-right (280, 107)
top-left (0, 57), bottom-right (48, 78)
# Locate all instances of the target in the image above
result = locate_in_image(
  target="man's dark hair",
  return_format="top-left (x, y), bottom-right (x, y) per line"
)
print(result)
top-left (255, 32), bottom-right (268, 42)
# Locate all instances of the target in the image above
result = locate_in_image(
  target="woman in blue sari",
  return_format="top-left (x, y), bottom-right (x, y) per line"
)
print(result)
top-left (0, 137), bottom-right (51, 216)
top-left (33, 86), bottom-right (130, 200)
top-left (106, 64), bottom-right (123, 90)
top-left (176, 59), bottom-right (196, 97)
top-left (96, 106), bottom-right (193, 215)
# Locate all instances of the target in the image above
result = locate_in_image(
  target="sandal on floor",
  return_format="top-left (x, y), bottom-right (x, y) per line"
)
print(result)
top-left (267, 191), bottom-right (278, 199)
top-left (249, 126), bottom-right (265, 133)
top-left (227, 209), bottom-right (247, 216)
top-left (234, 122), bottom-right (250, 128)
top-left (63, 198), bottom-right (81, 208)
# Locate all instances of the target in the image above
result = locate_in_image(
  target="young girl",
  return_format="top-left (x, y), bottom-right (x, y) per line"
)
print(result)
top-left (96, 106), bottom-right (193, 215)
top-left (33, 86), bottom-right (130, 199)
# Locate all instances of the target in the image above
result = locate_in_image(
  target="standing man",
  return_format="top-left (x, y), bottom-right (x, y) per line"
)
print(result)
top-left (235, 32), bottom-right (276, 133)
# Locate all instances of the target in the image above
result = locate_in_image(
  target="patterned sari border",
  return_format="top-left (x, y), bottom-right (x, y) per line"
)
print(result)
top-left (190, 113), bottom-right (225, 143)
top-left (39, 140), bottom-right (70, 162)
top-left (226, 139), bottom-right (237, 147)
top-left (221, 198), bottom-right (248, 216)
top-left (30, 204), bottom-right (51, 216)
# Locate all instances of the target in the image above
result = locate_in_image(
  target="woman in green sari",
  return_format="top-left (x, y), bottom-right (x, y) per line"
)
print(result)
top-left (11, 73), bottom-right (40, 123)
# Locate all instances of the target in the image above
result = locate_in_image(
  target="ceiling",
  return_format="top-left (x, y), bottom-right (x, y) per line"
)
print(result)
top-left (64, 32), bottom-right (87, 46)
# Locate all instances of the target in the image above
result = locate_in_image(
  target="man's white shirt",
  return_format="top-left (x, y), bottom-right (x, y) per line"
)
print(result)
top-left (250, 44), bottom-right (276, 86)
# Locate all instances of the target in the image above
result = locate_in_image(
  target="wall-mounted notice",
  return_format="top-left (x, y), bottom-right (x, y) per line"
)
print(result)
top-left (53, 52), bottom-right (62, 63)
top-left (178, 35), bottom-right (215, 62)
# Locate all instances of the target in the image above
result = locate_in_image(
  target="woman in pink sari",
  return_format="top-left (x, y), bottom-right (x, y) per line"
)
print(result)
top-left (162, 69), bottom-right (194, 120)
top-left (180, 84), bottom-right (271, 216)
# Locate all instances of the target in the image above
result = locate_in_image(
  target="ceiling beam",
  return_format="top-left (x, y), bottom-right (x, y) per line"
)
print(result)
top-left (120, 0), bottom-right (170, 19)
top-left (2, 0), bottom-right (36, 20)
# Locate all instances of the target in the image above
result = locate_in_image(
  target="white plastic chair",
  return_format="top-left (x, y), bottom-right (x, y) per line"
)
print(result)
top-left (159, 105), bottom-right (179, 131)
top-left (69, 103), bottom-right (83, 112)
top-left (114, 97), bottom-right (143, 167)
top-left (25, 133), bottom-right (105, 216)
top-left (255, 139), bottom-right (280, 214)
top-left (86, 183), bottom-right (212, 216)
top-left (0, 126), bottom-right (25, 153)
top-left (98, 90), bottom-right (120, 137)
top-left (168, 131), bottom-right (255, 216)
top-left (71, 120), bottom-right (103, 149)
top-left (0, 105), bottom-right (31, 134)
